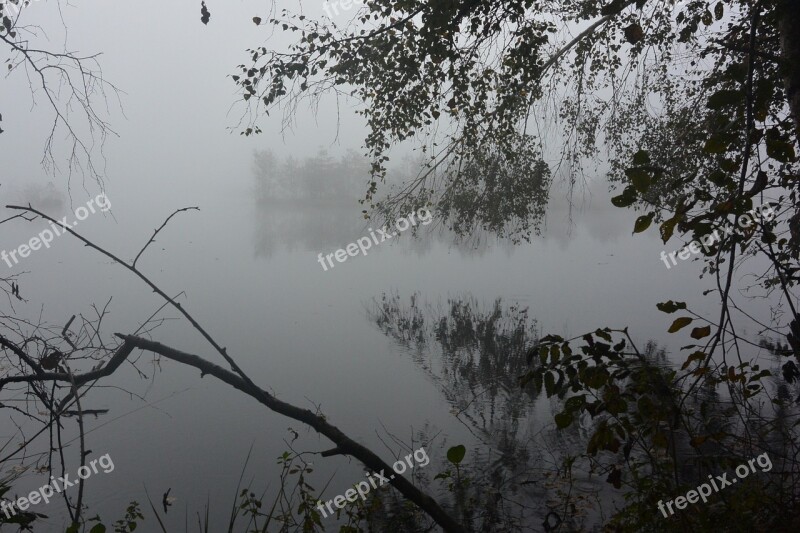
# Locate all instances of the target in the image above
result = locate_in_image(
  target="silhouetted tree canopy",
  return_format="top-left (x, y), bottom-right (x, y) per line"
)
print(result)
top-left (234, 0), bottom-right (800, 248)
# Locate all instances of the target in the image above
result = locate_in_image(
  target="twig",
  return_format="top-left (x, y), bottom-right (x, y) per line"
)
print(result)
top-left (2, 204), bottom-right (467, 531)
top-left (133, 207), bottom-right (199, 268)
top-left (5, 204), bottom-right (254, 389)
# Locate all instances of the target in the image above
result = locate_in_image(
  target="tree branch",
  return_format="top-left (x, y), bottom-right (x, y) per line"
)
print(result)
top-left (133, 207), bottom-right (199, 268)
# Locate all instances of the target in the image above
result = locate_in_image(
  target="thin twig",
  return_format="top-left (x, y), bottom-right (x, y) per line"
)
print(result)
top-left (132, 207), bottom-right (199, 268)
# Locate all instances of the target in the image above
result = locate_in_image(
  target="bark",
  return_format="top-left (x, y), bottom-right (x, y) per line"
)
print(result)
top-left (116, 335), bottom-right (467, 533)
top-left (1, 205), bottom-right (467, 531)
top-left (780, 0), bottom-right (800, 145)
top-left (0, 334), bottom-right (467, 533)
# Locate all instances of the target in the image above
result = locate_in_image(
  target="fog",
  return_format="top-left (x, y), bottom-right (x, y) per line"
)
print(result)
top-left (0, 2), bottom-right (789, 532)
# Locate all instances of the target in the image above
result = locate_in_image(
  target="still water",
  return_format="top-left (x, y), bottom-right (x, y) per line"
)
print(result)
top-left (0, 180), bottom-right (776, 531)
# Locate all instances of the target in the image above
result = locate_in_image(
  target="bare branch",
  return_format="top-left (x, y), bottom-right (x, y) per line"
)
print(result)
top-left (133, 207), bottom-right (200, 268)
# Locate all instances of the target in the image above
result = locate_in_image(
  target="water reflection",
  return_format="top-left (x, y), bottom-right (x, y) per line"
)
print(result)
top-left (364, 293), bottom-right (751, 531)
top-left (252, 196), bottom-right (521, 259)
top-left (250, 149), bottom-right (640, 260)
top-left (9, 181), bottom-right (65, 214)
top-left (363, 293), bottom-right (537, 529)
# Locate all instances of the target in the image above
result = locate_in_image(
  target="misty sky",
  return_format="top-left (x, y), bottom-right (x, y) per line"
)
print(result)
top-left (2, 0), bottom-right (370, 205)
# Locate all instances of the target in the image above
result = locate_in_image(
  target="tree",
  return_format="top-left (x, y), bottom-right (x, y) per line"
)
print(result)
top-left (232, 0), bottom-right (800, 371)
top-left (0, 0), bottom-right (119, 184)
top-left (233, 0), bottom-right (798, 238)
top-left (1, 204), bottom-right (469, 532)
top-left (231, 1), bottom-right (800, 529)
top-left (5, 0), bottom-right (800, 530)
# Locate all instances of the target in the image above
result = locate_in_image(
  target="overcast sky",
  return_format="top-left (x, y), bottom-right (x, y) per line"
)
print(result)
top-left (1, 0), bottom-right (372, 207)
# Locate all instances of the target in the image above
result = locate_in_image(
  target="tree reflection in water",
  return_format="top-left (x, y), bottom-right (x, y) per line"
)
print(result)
top-left (367, 293), bottom-right (555, 530)
top-left (365, 293), bottom-right (721, 531)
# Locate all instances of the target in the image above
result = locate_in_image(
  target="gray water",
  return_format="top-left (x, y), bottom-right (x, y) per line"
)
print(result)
top-left (0, 1), bottom-right (781, 529)
top-left (0, 179), bottom-right (778, 530)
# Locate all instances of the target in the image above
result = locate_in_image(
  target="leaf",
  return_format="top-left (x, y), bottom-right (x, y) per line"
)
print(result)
top-left (690, 435), bottom-right (708, 448)
top-left (606, 467), bottom-right (622, 489)
top-left (583, 367), bottom-right (609, 388)
top-left (550, 344), bottom-right (560, 363)
top-left (605, 437), bottom-right (621, 453)
top-left (653, 431), bottom-right (668, 448)
top-left (253, 16), bottom-right (262, 25)
top-left (90, 525), bottom-right (107, 533)
top-left (519, 371), bottom-right (535, 388)
top-left (554, 411), bottom-right (573, 429)
top-left (595, 329), bottom-right (612, 342)
top-left (200, 1), bottom-right (211, 25)
top-left (544, 371), bottom-right (555, 397)
top-left (40, 350), bottom-right (62, 370)
top-left (766, 136), bottom-right (796, 163)
top-left (446, 445), bottom-right (466, 465)
top-left (625, 167), bottom-right (650, 193)
top-left (714, 2), bottom-right (724, 19)
top-left (611, 194), bottom-right (634, 208)
top-left (565, 395), bottom-right (586, 412)
top-left (707, 170), bottom-right (731, 187)
top-left (681, 351), bottom-right (706, 370)
top-left (525, 346), bottom-right (537, 365)
top-left (632, 149), bottom-right (650, 165)
top-left (656, 301), bottom-right (687, 313)
top-left (668, 317), bottom-right (693, 333)
top-left (690, 325), bottom-right (711, 339)
top-left (659, 217), bottom-right (679, 243)
top-left (633, 214), bottom-right (653, 234)
top-left (703, 137), bottom-right (727, 154)
top-left (707, 90), bottom-right (740, 110)
top-left (623, 23), bottom-right (643, 44)
top-left (611, 186), bottom-right (637, 208)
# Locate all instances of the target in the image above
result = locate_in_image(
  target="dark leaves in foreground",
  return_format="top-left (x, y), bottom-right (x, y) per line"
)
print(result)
top-left (782, 360), bottom-right (800, 384)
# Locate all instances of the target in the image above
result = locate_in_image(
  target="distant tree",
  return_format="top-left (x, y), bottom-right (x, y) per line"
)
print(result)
top-left (231, 2), bottom-right (800, 529)
top-left (233, 0), bottom-right (798, 243)
top-left (252, 147), bottom-right (372, 203)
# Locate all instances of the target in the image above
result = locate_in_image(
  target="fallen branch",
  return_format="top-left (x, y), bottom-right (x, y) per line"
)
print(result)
top-left (2, 334), bottom-right (466, 532)
top-left (2, 204), bottom-right (467, 532)
top-left (117, 334), bottom-right (466, 531)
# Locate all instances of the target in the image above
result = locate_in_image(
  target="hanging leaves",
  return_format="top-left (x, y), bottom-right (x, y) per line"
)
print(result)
top-left (623, 23), bottom-right (644, 44)
top-left (633, 213), bottom-right (654, 234)
top-left (690, 325), bottom-right (711, 339)
top-left (446, 445), bottom-right (466, 465)
top-left (668, 317), bottom-right (693, 333)
top-left (200, 1), bottom-right (211, 25)
top-left (656, 300), bottom-right (687, 313)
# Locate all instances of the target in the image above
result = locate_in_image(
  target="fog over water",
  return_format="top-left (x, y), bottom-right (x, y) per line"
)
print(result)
top-left (0, 1), bottom-right (785, 531)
